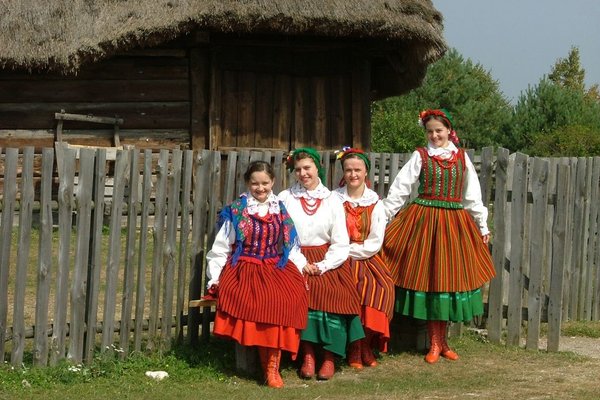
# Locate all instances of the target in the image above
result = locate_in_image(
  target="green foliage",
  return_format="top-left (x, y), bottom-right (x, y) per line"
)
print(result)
top-left (525, 125), bottom-right (600, 157)
top-left (371, 46), bottom-right (600, 156)
top-left (371, 49), bottom-right (512, 152)
top-left (371, 97), bottom-right (425, 153)
top-left (511, 79), bottom-right (600, 153)
top-left (548, 46), bottom-right (586, 92)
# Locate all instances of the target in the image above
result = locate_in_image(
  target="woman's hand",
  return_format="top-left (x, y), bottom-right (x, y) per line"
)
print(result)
top-left (482, 234), bottom-right (490, 245)
top-left (303, 263), bottom-right (320, 276)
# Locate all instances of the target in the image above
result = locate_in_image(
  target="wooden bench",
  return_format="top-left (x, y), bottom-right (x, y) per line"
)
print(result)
top-left (188, 299), bottom-right (257, 374)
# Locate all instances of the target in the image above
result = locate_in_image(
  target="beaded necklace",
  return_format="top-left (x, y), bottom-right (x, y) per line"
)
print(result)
top-left (300, 197), bottom-right (322, 215)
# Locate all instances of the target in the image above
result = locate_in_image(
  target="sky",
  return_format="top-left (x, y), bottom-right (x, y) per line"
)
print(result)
top-left (431, 0), bottom-right (600, 104)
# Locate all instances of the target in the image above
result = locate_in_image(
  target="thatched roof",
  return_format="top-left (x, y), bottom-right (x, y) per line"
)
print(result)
top-left (0, 0), bottom-right (446, 96)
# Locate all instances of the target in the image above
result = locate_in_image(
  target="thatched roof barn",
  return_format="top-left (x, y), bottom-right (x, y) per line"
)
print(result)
top-left (0, 0), bottom-right (446, 151)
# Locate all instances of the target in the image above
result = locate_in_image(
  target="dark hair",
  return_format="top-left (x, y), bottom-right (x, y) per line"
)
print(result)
top-left (341, 153), bottom-right (368, 170)
top-left (243, 160), bottom-right (275, 183)
top-left (422, 114), bottom-right (452, 130)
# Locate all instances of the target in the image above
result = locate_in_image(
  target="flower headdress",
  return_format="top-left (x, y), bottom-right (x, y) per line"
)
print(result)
top-left (334, 146), bottom-right (372, 187)
top-left (335, 146), bottom-right (371, 171)
top-left (285, 147), bottom-right (326, 184)
top-left (418, 108), bottom-right (459, 145)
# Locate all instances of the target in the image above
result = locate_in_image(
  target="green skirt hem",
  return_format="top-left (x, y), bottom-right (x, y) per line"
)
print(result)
top-left (301, 310), bottom-right (365, 357)
top-left (395, 287), bottom-right (484, 323)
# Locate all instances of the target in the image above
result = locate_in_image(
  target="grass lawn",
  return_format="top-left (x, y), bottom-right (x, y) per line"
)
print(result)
top-left (2, 328), bottom-right (600, 400)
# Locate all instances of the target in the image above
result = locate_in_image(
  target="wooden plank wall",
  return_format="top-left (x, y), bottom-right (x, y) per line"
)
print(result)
top-left (211, 45), bottom-right (369, 151)
top-left (212, 70), bottom-right (358, 151)
top-left (2, 146), bottom-right (599, 368)
top-left (0, 44), bottom-right (192, 150)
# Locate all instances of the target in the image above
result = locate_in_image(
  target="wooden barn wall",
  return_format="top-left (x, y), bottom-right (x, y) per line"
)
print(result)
top-left (0, 34), bottom-right (373, 152)
top-left (0, 42), bottom-right (193, 150)
top-left (209, 43), bottom-right (371, 151)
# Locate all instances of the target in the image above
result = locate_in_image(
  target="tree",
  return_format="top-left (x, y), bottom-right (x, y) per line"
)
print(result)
top-left (548, 46), bottom-right (585, 92)
top-left (371, 49), bottom-right (512, 153)
top-left (511, 46), bottom-right (600, 154)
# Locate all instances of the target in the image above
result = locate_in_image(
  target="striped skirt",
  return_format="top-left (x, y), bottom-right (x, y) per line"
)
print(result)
top-left (216, 257), bottom-right (308, 329)
top-left (349, 254), bottom-right (395, 321)
top-left (349, 255), bottom-right (394, 350)
top-left (382, 203), bottom-right (496, 293)
top-left (302, 245), bottom-right (361, 315)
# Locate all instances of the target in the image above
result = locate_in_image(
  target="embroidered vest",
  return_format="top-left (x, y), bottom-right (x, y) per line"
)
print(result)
top-left (413, 147), bottom-right (466, 209)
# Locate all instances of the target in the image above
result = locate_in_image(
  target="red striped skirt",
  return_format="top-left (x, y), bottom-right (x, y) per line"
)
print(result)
top-left (216, 257), bottom-right (308, 329)
top-left (302, 245), bottom-right (361, 315)
top-left (382, 204), bottom-right (496, 292)
top-left (349, 254), bottom-right (395, 321)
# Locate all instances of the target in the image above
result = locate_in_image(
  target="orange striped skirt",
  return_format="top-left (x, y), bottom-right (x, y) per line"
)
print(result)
top-left (382, 203), bottom-right (496, 292)
top-left (302, 245), bottom-right (361, 315)
top-left (349, 254), bottom-right (395, 321)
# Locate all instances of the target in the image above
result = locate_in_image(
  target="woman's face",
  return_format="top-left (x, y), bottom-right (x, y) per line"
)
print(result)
top-left (294, 157), bottom-right (319, 190)
top-left (426, 118), bottom-right (450, 148)
top-left (247, 170), bottom-right (274, 203)
top-left (342, 157), bottom-right (367, 192)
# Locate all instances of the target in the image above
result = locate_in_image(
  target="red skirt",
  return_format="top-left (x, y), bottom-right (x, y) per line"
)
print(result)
top-left (213, 311), bottom-right (302, 359)
top-left (362, 306), bottom-right (390, 352)
top-left (214, 257), bottom-right (308, 356)
top-left (302, 245), bottom-right (361, 315)
top-left (217, 257), bottom-right (308, 328)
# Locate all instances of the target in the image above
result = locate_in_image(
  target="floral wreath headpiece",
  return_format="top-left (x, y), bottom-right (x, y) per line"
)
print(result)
top-left (334, 146), bottom-right (372, 187)
top-left (335, 146), bottom-right (371, 172)
top-left (285, 147), bottom-right (326, 184)
top-left (418, 108), bottom-right (459, 145)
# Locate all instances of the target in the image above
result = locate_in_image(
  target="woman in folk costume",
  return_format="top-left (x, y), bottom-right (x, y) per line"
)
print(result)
top-left (206, 160), bottom-right (308, 388)
top-left (333, 147), bottom-right (395, 369)
top-left (278, 147), bottom-right (364, 380)
top-left (381, 109), bottom-right (496, 364)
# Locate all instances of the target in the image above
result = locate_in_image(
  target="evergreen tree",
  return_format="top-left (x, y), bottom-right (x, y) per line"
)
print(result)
top-left (371, 49), bottom-right (512, 152)
top-left (512, 46), bottom-right (600, 155)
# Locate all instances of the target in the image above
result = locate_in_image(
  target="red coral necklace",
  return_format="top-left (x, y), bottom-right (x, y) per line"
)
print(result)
top-left (300, 197), bottom-right (322, 216)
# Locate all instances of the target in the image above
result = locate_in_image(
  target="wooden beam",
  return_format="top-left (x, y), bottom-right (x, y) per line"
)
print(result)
top-left (55, 111), bottom-right (124, 126)
top-left (188, 299), bottom-right (217, 308)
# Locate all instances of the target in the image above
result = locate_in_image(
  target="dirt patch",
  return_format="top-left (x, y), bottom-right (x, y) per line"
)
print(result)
top-left (547, 336), bottom-right (600, 359)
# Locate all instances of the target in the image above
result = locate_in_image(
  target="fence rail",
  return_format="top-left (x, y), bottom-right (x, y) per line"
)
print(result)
top-left (0, 146), bottom-right (598, 367)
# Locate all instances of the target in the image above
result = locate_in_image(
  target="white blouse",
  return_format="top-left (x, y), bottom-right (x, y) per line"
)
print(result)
top-left (334, 186), bottom-right (386, 260)
top-left (382, 143), bottom-right (490, 235)
top-left (278, 180), bottom-right (350, 274)
top-left (205, 192), bottom-right (305, 287)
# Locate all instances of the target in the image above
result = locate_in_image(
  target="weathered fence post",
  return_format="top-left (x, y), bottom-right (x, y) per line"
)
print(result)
top-left (506, 153), bottom-right (528, 346)
top-left (526, 158), bottom-right (549, 350)
top-left (547, 164), bottom-right (570, 351)
top-left (34, 148), bottom-right (55, 367)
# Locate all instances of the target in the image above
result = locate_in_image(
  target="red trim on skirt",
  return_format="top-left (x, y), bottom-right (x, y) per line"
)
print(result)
top-left (213, 310), bottom-right (302, 360)
top-left (362, 306), bottom-right (390, 352)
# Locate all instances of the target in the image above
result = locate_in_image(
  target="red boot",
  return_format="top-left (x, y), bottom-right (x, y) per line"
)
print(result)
top-left (361, 330), bottom-right (378, 367)
top-left (299, 341), bottom-right (315, 379)
top-left (317, 350), bottom-right (335, 380)
top-left (439, 321), bottom-right (459, 361)
top-left (347, 340), bottom-right (363, 369)
top-left (259, 347), bottom-right (284, 388)
top-left (424, 321), bottom-right (442, 364)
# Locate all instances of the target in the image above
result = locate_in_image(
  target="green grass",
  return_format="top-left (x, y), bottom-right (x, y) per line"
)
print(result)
top-left (2, 332), bottom-right (600, 400)
top-left (562, 320), bottom-right (600, 338)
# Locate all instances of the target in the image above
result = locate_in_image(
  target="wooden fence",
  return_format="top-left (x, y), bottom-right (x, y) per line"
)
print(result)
top-left (0, 146), bottom-right (598, 368)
